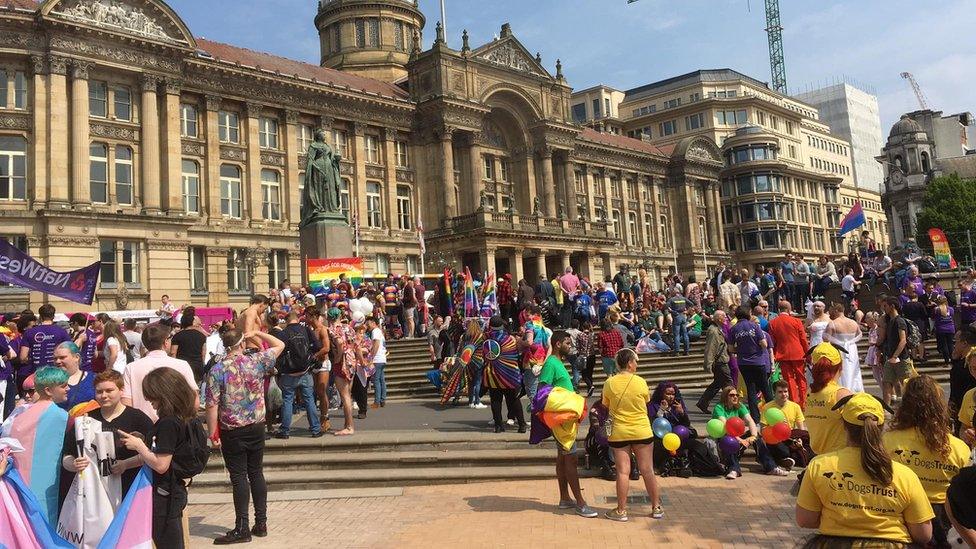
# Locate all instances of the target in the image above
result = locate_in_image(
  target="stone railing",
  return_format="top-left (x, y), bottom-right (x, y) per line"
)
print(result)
top-left (427, 210), bottom-right (613, 240)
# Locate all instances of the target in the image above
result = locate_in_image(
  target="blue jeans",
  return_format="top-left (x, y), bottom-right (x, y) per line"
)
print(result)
top-left (672, 315), bottom-right (689, 353)
top-left (570, 355), bottom-right (582, 389)
top-left (522, 368), bottom-right (539, 404)
top-left (279, 373), bottom-right (321, 435)
top-left (468, 365), bottom-right (484, 404)
top-left (373, 362), bottom-right (387, 404)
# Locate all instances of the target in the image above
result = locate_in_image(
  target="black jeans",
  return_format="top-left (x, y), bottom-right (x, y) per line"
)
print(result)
top-left (739, 363), bottom-right (772, 424)
top-left (152, 481), bottom-right (187, 548)
top-left (489, 388), bottom-right (524, 428)
top-left (352, 374), bottom-right (369, 412)
top-left (697, 361), bottom-right (732, 409)
top-left (220, 423), bottom-right (267, 525)
top-left (935, 331), bottom-right (954, 363)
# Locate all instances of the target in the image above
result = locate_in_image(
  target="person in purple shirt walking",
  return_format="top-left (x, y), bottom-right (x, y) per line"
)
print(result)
top-left (931, 294), bottom-right (956, 364)
top-left (959, 279), bottom-right (976, 325)
top-left (728, 306), bottom-right (770, 423)
top-left (17, 304), bottom-right (70, 395)
top-left (69, 312), bottom-right (98, 372)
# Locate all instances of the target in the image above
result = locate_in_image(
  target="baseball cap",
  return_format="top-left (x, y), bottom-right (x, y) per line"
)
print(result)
top-left (832, 393), bottom-right (887, 426)
top-left (807, 342), bottom-right (843, 366)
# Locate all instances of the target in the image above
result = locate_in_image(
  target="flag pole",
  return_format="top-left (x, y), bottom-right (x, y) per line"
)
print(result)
top-left (440, 0), bottom-right (448, 45)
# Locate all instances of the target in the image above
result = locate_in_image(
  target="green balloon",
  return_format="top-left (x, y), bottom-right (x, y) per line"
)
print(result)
top-left (763, 407), bottom-right (786, 426)
top-left (706, 418), bottom-right (726, 439)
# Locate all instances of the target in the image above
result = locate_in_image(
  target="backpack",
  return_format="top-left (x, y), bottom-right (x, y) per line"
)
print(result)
top-left (903, 318), bottom-right (922, 351)
top-left (170, 417), bottom-right (210, 479)
top-left (277, 325), bottom-right (313, 376)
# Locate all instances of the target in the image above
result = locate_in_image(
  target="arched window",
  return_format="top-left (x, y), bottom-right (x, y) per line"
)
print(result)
top-left (893, 155), bottom-right (903, 172)
top-left (0, 135), bottom-right (27, 201)
top-left (260, 169), bottom-right (281, 221)
top-left (627, 212), bottom-right (638, 246)
top-left (659, 215), bottom-right (671, 248)
top-left (181, 159), bottom-right (200, 213)
top-left (89, 143), bottom-right (108, 203)
top-left (698, 217), bottom-right (708, 248)
top-left (219, 164), bottom-right (242, 218)
top-left (920, 151), bottom-right (930, 173)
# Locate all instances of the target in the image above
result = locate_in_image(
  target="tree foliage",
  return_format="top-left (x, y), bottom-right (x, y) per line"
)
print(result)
top-left (915, 174), bottom-right (976, 260)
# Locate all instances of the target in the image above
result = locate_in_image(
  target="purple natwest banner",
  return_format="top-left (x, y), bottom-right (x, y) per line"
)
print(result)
top-left (0, 239), bottom-right (100, 304)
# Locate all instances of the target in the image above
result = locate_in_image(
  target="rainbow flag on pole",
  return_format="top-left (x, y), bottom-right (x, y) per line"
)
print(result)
top-left (463, 267), bottom-right (479, 319)
top-left (306, 258), bottom-right (364, 292)
top-left (481, 271), bottom-right (498, 316)
top-left (838, 201), bottom-right (866, 236)
top-left (927, 228), bottom-right (957, 269)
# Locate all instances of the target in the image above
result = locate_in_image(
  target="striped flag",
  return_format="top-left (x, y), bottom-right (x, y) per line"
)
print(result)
top-left (838, 201), bottom-right (866, 236)
top-left (96, 466), bottom-right (153, 549)
top-left (417, 214), bottom-right (426, 255)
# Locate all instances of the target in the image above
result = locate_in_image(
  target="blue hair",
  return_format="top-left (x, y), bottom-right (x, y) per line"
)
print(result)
top-left (56, 341), bottom-right (80, 356)
top-left (34, 366), bottom-right (68, 389)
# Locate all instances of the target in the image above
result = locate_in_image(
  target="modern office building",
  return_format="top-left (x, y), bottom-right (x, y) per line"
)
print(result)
top-left (796, 82), bottom-right (885, 193)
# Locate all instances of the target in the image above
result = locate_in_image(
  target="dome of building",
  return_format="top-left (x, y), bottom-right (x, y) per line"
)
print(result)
top-left (889, 115), bottom-right (923, 138)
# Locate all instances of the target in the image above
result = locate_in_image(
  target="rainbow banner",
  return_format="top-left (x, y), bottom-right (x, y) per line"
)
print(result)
top-left (927, 228), bottom-right (957, 269)
top-left (306, 258), bottom-right (363, 291)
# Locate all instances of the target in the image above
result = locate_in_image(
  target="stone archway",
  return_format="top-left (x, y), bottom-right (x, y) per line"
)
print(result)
top-left (480, 89), bottom-right (541, 215)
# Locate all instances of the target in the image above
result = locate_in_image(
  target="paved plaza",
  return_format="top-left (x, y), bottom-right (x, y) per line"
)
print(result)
top-left (188, 474), bottom-right (802, 548)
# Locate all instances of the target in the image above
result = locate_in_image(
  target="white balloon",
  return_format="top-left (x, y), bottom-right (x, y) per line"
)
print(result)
top-left (348, 297), bottom-right (372, 316)
top-left (351, 311), bottom-right (365, 323)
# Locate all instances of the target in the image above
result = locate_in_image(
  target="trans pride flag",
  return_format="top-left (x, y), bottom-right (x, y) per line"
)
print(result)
top-left (0, 454), bottom-right (73, 549)
top-left (95, 466), bottom-right (152, 549)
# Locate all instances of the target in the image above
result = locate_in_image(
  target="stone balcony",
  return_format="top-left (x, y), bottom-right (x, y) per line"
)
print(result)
top-left (427, 210), bottom-right (615, 241)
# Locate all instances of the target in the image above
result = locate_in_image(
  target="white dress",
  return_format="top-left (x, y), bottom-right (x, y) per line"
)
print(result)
top-left (808, 320), bottom-right (829, 347)
top-left (828, 330), bottom-right (864, 392)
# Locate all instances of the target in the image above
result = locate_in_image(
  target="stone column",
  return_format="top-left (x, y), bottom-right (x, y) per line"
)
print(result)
top-left (46, 55), bottom-right (69, 206)
top-left (382, 128), bottom-right (399, 230)
top-left (620, 171), bottom-right (633, 246)
top-left (559, 251), bottom-right (571, 272)
top-left (244, 102), bottom-right (263, 222)
top-left (704, 182), bottom-right (719, 251)
top-left (28, 56), bottom-right (49, 207)
top-left (534, 252), bottom-right (547, 280)
top-left (523, 150), bottom-right (537, 214)
top-left (466, 136), bottom-right (482, 214)
top-left (636, 175), bottom-right (649, 248)
top-left (652, 178), bottom-right (663, 251)
top-left (438, 127), bottom-right (456, 220)
top-left (351, 122), bottom-right (368, 227)
top-left (479, 246), bottom-right (496, 274)
top-left (561, 152), bottom-right (575, 218)
top-left (162, 79), bottom-right (183, 213)
top-left (601, 253), bottom-right (614, 282)
top-left (140, 74), bottom-right (161, 214)
top-left (70, 61), bottom-right (91, 207)
top-left (583, 166), bottom-right (596, 221)
top-left (510, 247), bottom-right (524, 283)
top-left (538, 146), bottom-right (556, 217)
top-left (713, 184), bottom-right (725, 251)
top-left (203, 95), bottom-right (222, 220)
top-left (283, 110), bottom-right (301, 226)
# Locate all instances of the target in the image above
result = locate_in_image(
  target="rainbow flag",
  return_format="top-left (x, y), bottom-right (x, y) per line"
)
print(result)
top-left (928, 228), bottom-right (957, 269)
top-left (463, 267), bottom-right (479, 319)
top-left (480, 271), bottom-right (497, 316)
top-left (0, 455), bottom-right (73, 548)
top-left (96, 466), bottom-right (152, 549)
top-left (529, 385), bottom-right (585, 451)
top-left (306, 258), bottom-right (363, 292)
top-left (443, 269), bottom-right (453, 315)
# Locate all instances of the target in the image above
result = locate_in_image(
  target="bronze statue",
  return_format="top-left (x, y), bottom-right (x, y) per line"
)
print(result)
top-left (300, 129), bottom-right (346, 228)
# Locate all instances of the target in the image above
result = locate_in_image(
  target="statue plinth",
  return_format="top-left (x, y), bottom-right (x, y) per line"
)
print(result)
top-left (299, 218), bottom-right (355, 281)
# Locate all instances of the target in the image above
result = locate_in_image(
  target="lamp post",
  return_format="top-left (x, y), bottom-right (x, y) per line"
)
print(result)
top-left (235, 244), bottom-right (271, 295)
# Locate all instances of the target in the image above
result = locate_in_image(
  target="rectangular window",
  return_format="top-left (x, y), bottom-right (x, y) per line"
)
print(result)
top-left (368, 18), bottom-right (379, 47)
top-left (395, 140), bottom-right (409, 167)
top-left (261, 169), bottom-right (281, 221)
top-left (0, 70), bottom-right (6, 108)
top-left (259, 117), bottom-right (279, 149)
top-left (375, 253), bottom-right (390, 276)
top-left (611, 210), bottom-right (621, 239)
top-left (115, 145), bottom-right (133, 205)
top-left (218, 111), bottom-right (240, 144)
top-left (0, 136), bottom-right (27, 201)
top-left (330, 23), bottom-right (341, 53)
top-left (406, 255), bottom-right (419, 274)
top-left (627, 213), bottom-right (638, 246)
top-left (90, 143), bottom-right (108, 203)
top-left (100, 240), bottom-right (140, 286)
top-left (365, 135), bottom-right (380, 163)
top-left (220, 164), bottom-right (242, 218)
top-left (571, 103), bottom-right (587, 123)
top-left (366, 181), bottom-right (382, 227)
top-left (356, 19), bottom-right (366, 48)
top-left (664, 98), bottom-right (680, 109)
top-left (396, 184), bottom-right (412, 230)
top-left (180, 104), bottom-right (198, 138)
top-left (122, 241), bottom-right (139, 284)
top-left (482, 155), bottom-right (494, 180)
top-left (298, 124), bottom-right (314, 152)
top-left (113, 86), bottom-right (131, 121)
top-left (339, 178), bottom-right (350, 221)
top-left (592, 98), bottom-right (600, 118)
top-left (643, 214), bottom-right (653, 246)
top-left (99, 241), bottom-right (116, 285)
top-left (182, 159), bottom-right (200, 214)
top-left (227, 248), bottom-right (250, 293)
top-left (89, 81), bottom-right (108, 118)
top-left (333, 130), bottom-right (348, 157)
top-left (189, 246), bottom-right (206, 292)
top-left (574, 171), bottom-right (585, 194)
top-left (685, 113), bottom-right (704, 131)
top-left (13, 71), bottom-right (26, 110)
top-left (689, 92), bottom-right (701, 103)
top-left (604, 98), bottom-right (611, 117)
top-left (267, 249), bottom-right (288, 290)
top-left (394, 20), bottom-right (406, 51)
top-left (499, 159), bottom-right (510, 182)
top-left (610, 177), bottom-right (621, 198)
top-left (659, 120), bottom-right (678, 136)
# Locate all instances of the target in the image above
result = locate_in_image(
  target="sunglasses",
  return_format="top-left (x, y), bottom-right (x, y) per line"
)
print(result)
top-left (728, 393), bottom-right (739, 397)
top-left (24, 388), bottom-right (35, 395)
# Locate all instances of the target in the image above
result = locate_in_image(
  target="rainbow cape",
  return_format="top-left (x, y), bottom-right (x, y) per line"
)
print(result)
top-left (96, 466), bottom-right (153, 549)
top-left (482, 330), bottom-right (522, 390)
top-left (529, 385), bottom-right (585, 451)
top-left (0, 456), bottom-right (74, 548)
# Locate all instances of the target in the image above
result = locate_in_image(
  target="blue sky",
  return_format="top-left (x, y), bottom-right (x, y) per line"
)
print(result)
top-left (169, 0), bottom-right (975, 132)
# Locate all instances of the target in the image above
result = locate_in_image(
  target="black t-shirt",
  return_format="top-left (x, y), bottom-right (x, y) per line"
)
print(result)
top-left (901, 301), bottom-right (927, 325)
top-left (172, 328), bottom-right (207, 381)
top-left (62, 406), bottom-right (155, 496)
top-left (883, 315), bottom-right (910, 361)
top-left (151, 415), bottom-right (187, 488)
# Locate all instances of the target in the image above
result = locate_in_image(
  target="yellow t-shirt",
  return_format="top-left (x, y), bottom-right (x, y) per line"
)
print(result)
top-left (959, 388), bottom-right (975, 428)
top-left (761, 399), bottom-right (805, 428)
top-left (601, 372), bottom-right (651, 442)
top-left (883, 428), bottom-right (971, 504)
top-left (806, 381), bottom-right (846, 455)
top-left (797, 447), bottom-right (935, 543)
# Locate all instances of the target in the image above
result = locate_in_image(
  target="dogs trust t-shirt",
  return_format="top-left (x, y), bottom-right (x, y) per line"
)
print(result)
top-left (797, 447), bottom-right (934, 543)
top-left (883, 428), bottom-right (971, 504)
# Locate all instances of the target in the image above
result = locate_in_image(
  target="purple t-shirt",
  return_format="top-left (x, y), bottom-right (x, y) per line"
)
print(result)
top-left (730, 320), bottom-right (766, 366)
top-left (79, 328), bottom-right (98, 371)
top-left (961, 290), bottom-right (976, 324)
top-left (22, 323), bottom-right (70, 373)
top-left (933, 306), bottom-right (956, 334)
top-left (0, 335), bottom-right (11, 382)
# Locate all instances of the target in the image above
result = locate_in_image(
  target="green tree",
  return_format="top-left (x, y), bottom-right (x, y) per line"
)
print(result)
top-left (914, 173), bottom-right (976, 261)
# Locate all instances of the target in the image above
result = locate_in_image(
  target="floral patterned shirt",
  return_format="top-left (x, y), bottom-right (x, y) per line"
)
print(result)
top-left (205, 349), bottom-right (276, 430)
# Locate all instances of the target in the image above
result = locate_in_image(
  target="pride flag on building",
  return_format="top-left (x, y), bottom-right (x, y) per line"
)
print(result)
top-left (927, 228), bottom-right (957, 269)
top-left (306, 258), bottom-right (364, 292)
top-left (838, 201), bottom-right (866, 236)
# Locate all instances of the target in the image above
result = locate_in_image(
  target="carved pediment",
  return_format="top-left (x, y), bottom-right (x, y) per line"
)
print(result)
top-left (44, 0), bottom-right (194, 47)
top-left (473, 39), bottom-right (551, 79)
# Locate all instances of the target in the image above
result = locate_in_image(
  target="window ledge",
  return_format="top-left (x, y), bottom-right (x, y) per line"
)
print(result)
top-left (190, 290), bottom-right (209, 297)
top-left (0, 287), bottom-right (29, 295)
top-left (228, 290), bottom-right (252, 296)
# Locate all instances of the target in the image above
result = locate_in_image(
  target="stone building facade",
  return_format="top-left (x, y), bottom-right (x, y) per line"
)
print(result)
top-left (0, 0), bottom-right (726, 312)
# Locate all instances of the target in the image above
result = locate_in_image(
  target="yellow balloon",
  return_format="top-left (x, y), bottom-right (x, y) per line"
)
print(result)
top-left (662, 432), bottom-right (681, 452)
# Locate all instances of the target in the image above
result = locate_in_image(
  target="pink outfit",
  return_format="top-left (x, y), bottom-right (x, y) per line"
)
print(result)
top-left (122, 350), bottom-right (197, 422)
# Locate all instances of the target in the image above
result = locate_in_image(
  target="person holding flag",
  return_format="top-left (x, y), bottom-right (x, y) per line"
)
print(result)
top-left (838, 201), bottom-right (866, 237)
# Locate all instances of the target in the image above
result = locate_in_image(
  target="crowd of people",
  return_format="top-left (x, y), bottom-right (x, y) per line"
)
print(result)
top-left (1, 229), bottom-right (976, 546)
